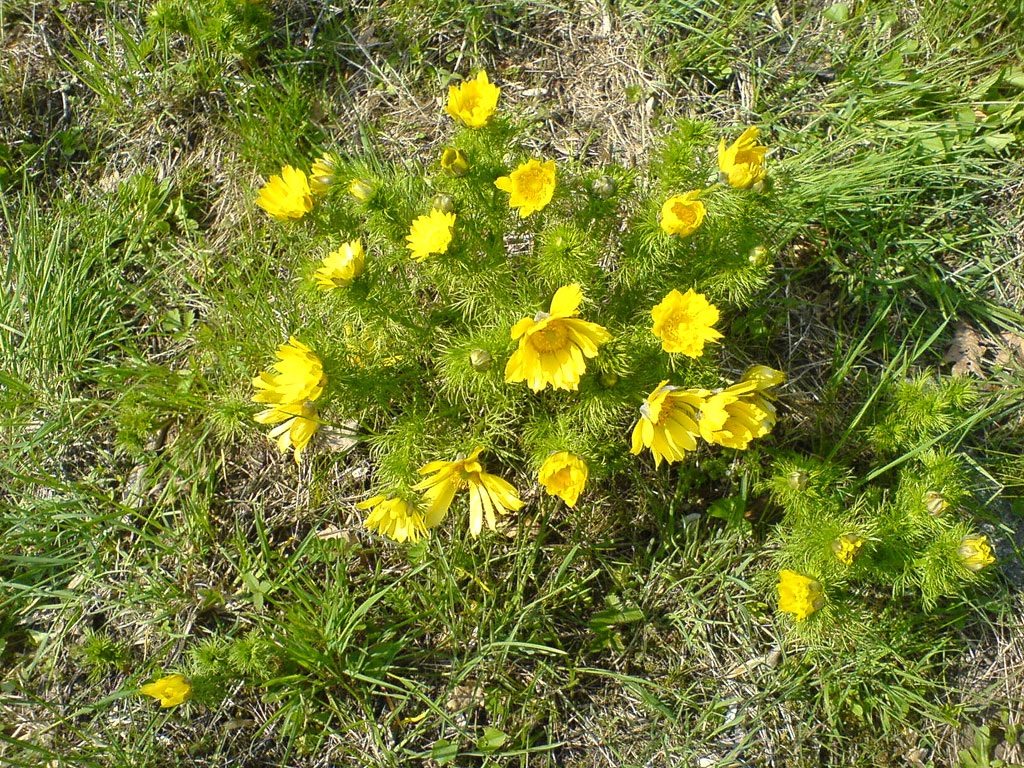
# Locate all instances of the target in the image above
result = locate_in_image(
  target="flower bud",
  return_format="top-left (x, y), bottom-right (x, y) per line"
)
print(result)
top-left (440, 147), bottom-right (469, 177)
top-left (957, 534), bottom-right (995, 572)
top-left (469, 349), bottom-right (492, 372)
top-left (748, 246), bottom-right (769, 267)
top-left (600, 371), bottom-right (619, 388)
top-left (786, 469), bottom-right (808, 490)
top-left (751, 177), bottom-right (771, 194)
top-left (924, 491), bottom-right (948, 517)
top-left (831, 533), bottom-right (865, 565)
top-left (590, 175), bottom-right (617, 199)
top-left (348, 178), bottom-right (373, 202)
top-left (431, 193), bottom-right (455, 214)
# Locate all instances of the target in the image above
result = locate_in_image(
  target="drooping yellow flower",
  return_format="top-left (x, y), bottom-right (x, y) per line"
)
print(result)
top-left (441, 147), bottom-right (469, 176)
top-left (139, 674), bottom-right (192, 708)
top-left (407, 208), bottom-right (456, 262)
top-left (659, 191), bottom-right (706, 237)
top-left (538, 452), bottom-right (588, 508)
top-left (412, 447), bottom-right (524, 537)
top-left (494, 159), bottom-right (556, 218)
top-left (505, 283), bottom-right (612, 392)
top-left (630, 380), bottom-right (706, 467)
top-left (698, 365), bottom-right (785, 450)
top-left (718, 127), bottom-right (768, 189)
top-left (309, 152), bottom-right (340, 194)
top-left (252, 338), bottom-right (327, 464)
top-left (831, 533), bottom-right (865, 565)
top-left (256, 165), bottom-right (313, 220)
top-left (359, 495), bottom-right (428, 543)
top-left (315, 239), bottom-right (365, 289)
top-left (445, 70), bottom-right (501, 128)
top-left (777, 570), bottom-right (824, 621)
top-left (650, 288), bottom-right (723, 357)
top-left (958, 535), bottom-right (996, 572)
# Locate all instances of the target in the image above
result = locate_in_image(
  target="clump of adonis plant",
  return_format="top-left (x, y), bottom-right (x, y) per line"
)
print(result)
top-left (248, 70), bottom-right (786, 541)
top-left (763, 372), bottom-right (999, 642)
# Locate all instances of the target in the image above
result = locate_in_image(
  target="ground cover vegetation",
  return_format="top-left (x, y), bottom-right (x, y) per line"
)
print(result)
top-left (2, 0), bottom-right (1023, 766)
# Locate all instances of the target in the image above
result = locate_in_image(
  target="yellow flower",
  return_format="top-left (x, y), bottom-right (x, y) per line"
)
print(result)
top-left (650, 288), bottom-right (723, 357)
top-left (252, 338), bottom-right (326, 464)
top-left (445, 70), bottom-right (501, 128)
top-left (659, 191), bottom-right (706, 237)
top-left (538, 452), bottom-right (588, 508)
top-left (309, 152), bottom-right (340, 194)
top-left (718, 127), bottom-right (768, 189)
top-left (630, 380), bottom-right (706, 467)
top-left (505, 283), bottom-right (612, 392)
top-left (407, 208), bottom-right (456, 262)
top-left (412, 447), bottom-right (524, 537)
top-left (359, 495), bottom-right (428, 543)
top-left (831, 533), bottom-right (865, 565)
top-left (441, 147), bottom-right (469, 176)
top-left (139, 673), bottom-right (192, 708)
top-left (698, 365), bottom-right (785, 450)
top-left (256, 165), bottom-right (313, 220)
top-left (315, 239), bottom-right (365, 289)
top-left (494, 159), bottom-right (556, 218)
top-left (777, 570), bottom-right (824, 621)
top-left (349, 178), bottom-right (373, 202)
top-left (958, 535), bottom-right (996, 572)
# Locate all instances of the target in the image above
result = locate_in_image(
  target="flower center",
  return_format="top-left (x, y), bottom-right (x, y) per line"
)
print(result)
top-left (670, 201), bottom-right (696, 224)
top-left (659, 307), bottom-right (695, 344)
top-left (530, 322), bottom-right (569, 352)
top-left (517, 169), bottom-right (546, 201)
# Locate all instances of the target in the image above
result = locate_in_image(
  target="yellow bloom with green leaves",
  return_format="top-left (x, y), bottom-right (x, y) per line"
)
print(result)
top-left (659, 191), bottom-right (706, 237)
top-left (650, 288), bottom-right (723, 357)
top-left (252, 338), bottom-right (326, 464)
top-left (139, 673), bottom-right (192, 708)
top-left (256, 165), bottom-right (313, 220)
top-left (538, 451), bottom-right (589, 508)
top-left (315, 239), bottom-right (365, 289)
top-left (413, 447), bottom-right (524, 537)
top-left (495, 159), bottom-right (556, 218)
top-left (309, 152), bottom-right (340, 194)
top-left (718, 127), bottom-right (768, 189)
top-left (630, 380), bottom-right (706, 467)
top-left (698, 365), bottom-right (784, 450)
top-left (831, 533), bottom-right (865, 565)
top-left (777, 570), bottom-right (824, 621)
top-left (505, 283), bottom-right (612, 392)
top-left (958, 534), bottom-right (995, 572)
top-left (407, 208), bottom-right (456, 262)
top-left (446, 70), bottom-right (501, 128)
top-left (359, 495), bottom-right (428, 543)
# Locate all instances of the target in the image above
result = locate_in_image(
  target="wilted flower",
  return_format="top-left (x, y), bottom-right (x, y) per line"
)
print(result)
top-left (314, 239), bottom-right (365, 290)
top-left (718, 127), bottom-right (768, 189)
top-left (256, 165), bottom-right (313, 220)
top-left (446, 70), bottom-right (501, 128)
top-left (699, 365), bottom-right (785, 450)
top-left (494, 159), bottom-right (556, 218)
top-left (831, 533), bottom-right (865, 565)
top-left (413, 447), bottom-right (524, 537)
top-left (252, 338), bottom-right (326, 464)
top-left (650, 288), bottom-right (723, 357)
top-left (359, 495), bottom-right (428, 543)
top-left (407, 208), bottom-right (456, 262)
top-left (590, 175), bottom-right (617, 199)
top-left (505, 283), bottom-right (612, 392)
top-left (441, 147), bottom-right (469, 176)
top-left (538, 452), bottom-right (588, 508)
top-left (958, 534), bottom-right (996, 572)
top-left (139, 674), bottom-right (192, 708)
top-left (659, 191), bottom-right (706, 237)
top-left (349, 178), bottom-right (374, 202)
top-left (309, 152), bottom-right (340, 194)
top-left (630, 380), bottom-right (706, 467)
top-left (777, 570), bottom-right (824, 620)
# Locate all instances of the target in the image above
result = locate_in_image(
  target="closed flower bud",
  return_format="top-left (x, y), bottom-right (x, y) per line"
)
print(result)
top-left (924, 491), bottom-right (948, 517)
top-left (831, 533), bottom-right (865, 565)
top-left (600, 371), bottom-right (618, 388)
top-left (441, 147), bottom-right (469, 176)
top-left (786, 469), bottom-right (809, 490)
top-left (431, 193), bottom-right (455, 214)
top-left (748, 246), bottom-right (769, 266)
top-left (751, 177), bottom-right (771, 194)
top-left (349, 178), bottom-right (374, 202)
top-left (590, 175), bottom-right (617, 199)
top-left (958, 534), bottom-right (995, 572)
top-left (469, 349), bottom-right (492, 372)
